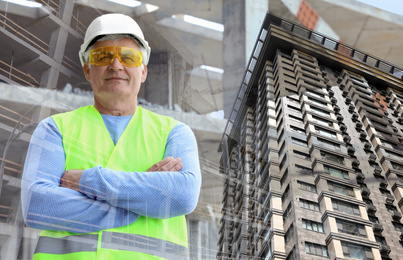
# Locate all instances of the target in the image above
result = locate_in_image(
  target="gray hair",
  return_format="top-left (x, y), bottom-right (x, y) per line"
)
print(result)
top-left (83, 34), bottom-right (147, 65)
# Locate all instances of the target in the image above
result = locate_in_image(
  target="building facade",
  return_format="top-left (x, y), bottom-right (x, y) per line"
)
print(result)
top-left (218, 13), bottom-right (403, 260)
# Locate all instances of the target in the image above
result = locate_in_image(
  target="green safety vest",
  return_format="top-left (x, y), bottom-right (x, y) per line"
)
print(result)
top-left (33, 105), bottom-right (188, 260)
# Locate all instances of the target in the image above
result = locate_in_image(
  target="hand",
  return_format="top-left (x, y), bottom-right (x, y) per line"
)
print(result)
top-left (147, 157), bottom-right (183, 172)
top-left (60, 169), bottom-right (84, 191)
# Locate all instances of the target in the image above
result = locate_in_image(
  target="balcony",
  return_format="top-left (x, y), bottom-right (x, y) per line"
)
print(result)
top-left (392, 211), bottom-right (402, 220)
top-left (379, 180), bottom-right (388, 188)
top-left (364, 142), bottom-right (372, 149)
top-left (372, 223), bottom-right (384, 232)
top-left (356, 122), bottom-right (363, 129)
top-left (361, 187), bottom-right (371, 196)
top-left (366, 204), bottom-right (377, 213)
top-left (373, 166), bottom-right (382, 176)
top-left (352, 159), bottom-right (360, 167)
top-left (385, 194), bottom-right (395, 204)
top-left (379, 245), bottom-right (391, 254)
top-left (368, 154), bottom-right (377, 162)
top-left (356, 172), bottom-right (365, 181)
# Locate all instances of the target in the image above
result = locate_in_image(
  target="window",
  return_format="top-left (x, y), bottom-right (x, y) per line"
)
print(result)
top-left (375, 235), bottom-right (387, 245)
top-left (392, 162), bottom-right (403, 171)
top-left (279, 142), bottom-right (286, 156)
top-left (358, 94), bottom-right (374, 102)
top-left (291, 137), bottom-right (308, 147)
top-left (341, 242), bottom-right (373, 260)
top-left (290, 125), bottom-right (305, 134)
top-left (385, 150), bottom-right (403, 161)
top-left (300, 199), bottom-right (320, 212)
top-left (280, 170), bottom-right (289, 186)
top-left (289, 114), bottom-right (304, 123)
top-left (324, 165), bottom-right (349, 179)
top-left (376, 128), bottom-right (393, 137)
top-left (306, 90), bottom-right (324, 99)
top-left (287, 96), bottom-right (300, 103)
top-left (321, 151), bottom-right (344, 164)
top-left (305, 242), bottom-right (328, 257)
top-left (311, 106), bottom-right (330, 117)
top-left (308, 96), bottom-right (328, 108)
top-left (386, 205), bottom-right (398, 214)
top-left (336, 219), bottom-right (366, 237)
top-left (317, 138), bottom-right (341, 151)
top-left (328, 182), bottom-right (355, 197)
top-left (368, 216), bottom-right (379, 224)
top-left (300, 60), bottom-right (316, 70)
top-left (278, 129), bottom-right (285, 143)
top-left (285, 87), bottom-right (299, 95)
top-left (280, 153), bottom-right (289, 169)
top-left (293, 150), bottom-right (310, 160)
top-left (284, 224), bottom-right (294, 243)
top-left (302, 219), bottom-right (324, 233)
top-left (277, 118), bottom-right (284, 129)
top-left (379, 188), bottom-right (391, 195)
top-left (286, 247), bottom-right (297, 260)
top-left (315, 126), bottom-right (337, 139)
top-left (283, 203), bottom-right (292, 222)
top-left (295, 164), bottom-right (313, 175)
top-left (332, 199), bottom-right (360, 216)
top-left (393, 222), bottom-right (403, 231)
top-left (372, 121), bottom-right (387, 129)
top-left (361, 100), bottom-right (379, 111)
top-left (312, 115), bottom-right (333, 127)
top-left (282, 185), bottom-right (290, 201)
top-left (287, 104), bottom-right (301, 112)
top-left (363, 199), bottom-right (373, 205)
top-left (298, 181), bottom-right (317, 193)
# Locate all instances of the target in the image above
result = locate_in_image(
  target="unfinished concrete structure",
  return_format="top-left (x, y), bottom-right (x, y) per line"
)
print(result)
top-left (0, 1), bottom-right (225, 259)
top-left (218, 13), bottom-right (403, 260)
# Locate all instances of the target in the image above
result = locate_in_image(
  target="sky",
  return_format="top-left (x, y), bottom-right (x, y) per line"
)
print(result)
top-left (355, 0), bottom-right (403, 16)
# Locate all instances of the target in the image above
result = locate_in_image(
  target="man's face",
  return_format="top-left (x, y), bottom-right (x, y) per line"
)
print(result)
top-left (83, 38), bottom-right (147, 109)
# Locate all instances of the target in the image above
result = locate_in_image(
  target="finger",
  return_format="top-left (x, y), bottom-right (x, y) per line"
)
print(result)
top-left (168, 162), bottom-right (183, 172)
top-left (160, 158), bottom-right (181, 171)
top-left (147, 157), bottom-right (175, 172)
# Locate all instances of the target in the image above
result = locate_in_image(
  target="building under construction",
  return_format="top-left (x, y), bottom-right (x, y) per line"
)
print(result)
top-left (218, 13), bottom-right (403, 260)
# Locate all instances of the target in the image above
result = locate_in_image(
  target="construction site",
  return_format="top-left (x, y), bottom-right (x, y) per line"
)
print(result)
top-left (0, 0), bottom-right (403, 259)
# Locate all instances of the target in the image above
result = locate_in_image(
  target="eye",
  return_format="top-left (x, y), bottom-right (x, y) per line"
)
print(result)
top-left (98, 52), bottom-right (114, 61)
top-left (121, 55), bottom-right (135, 62)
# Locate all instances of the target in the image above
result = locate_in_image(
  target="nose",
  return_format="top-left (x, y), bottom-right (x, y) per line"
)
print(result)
top-left (108, 55), bottom-right (124, 71)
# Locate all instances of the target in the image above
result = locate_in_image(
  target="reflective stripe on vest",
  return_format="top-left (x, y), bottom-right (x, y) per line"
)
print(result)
top-left (34, 234), bottom-right (98, 254)
top-left (34, 232), bottom-right (188, 259)
top-left (33, 106), bottom-right (187, 259)
top-left (101, 232), bottom-right (188, 259)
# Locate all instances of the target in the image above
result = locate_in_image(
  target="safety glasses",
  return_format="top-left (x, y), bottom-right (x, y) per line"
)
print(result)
top-left (89, 46), bottom-right (143, 67)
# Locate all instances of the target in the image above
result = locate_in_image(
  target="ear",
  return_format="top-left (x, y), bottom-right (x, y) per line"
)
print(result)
top-left (83, 63), bottom-right (91, 82)
top-left (141, 64), bottom-right (148, 83)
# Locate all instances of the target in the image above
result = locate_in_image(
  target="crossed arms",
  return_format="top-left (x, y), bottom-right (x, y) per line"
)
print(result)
top-left (21, 117), bottom-right (201, 233)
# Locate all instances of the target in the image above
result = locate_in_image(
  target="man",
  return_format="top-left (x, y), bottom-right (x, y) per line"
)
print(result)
top-left (21, 13), bottom-right (201, 259)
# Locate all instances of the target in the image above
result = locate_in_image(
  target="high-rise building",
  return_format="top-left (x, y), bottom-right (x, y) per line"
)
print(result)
top-left (218, 13), bottom-right (403, 260)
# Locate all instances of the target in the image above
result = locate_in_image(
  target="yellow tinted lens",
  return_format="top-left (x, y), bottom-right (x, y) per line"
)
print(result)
top-left (119, 46), bottom-right (142, 67)
top-left (89, 46), bottom-right (142, 67)
top-left (90, 49), bottom-right (114, 66)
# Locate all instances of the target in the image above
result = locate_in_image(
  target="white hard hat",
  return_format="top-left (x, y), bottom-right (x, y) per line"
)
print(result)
top-left (79, 13), bottom-right (151, 66)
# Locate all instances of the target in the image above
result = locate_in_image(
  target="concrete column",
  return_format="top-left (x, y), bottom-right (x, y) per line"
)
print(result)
top-left (40, 0), bottom-right (74, 90)
top-left (38, 0), bottom-right (74, 120)
top-left (222, 0), bottom-right (268, 118)
top-left (141, 50), bottom-right (172, 108)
